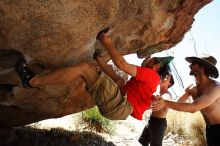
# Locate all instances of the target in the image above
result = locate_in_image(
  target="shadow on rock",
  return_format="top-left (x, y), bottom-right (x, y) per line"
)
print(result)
top-left (2, 126), bottom-right (115, 146)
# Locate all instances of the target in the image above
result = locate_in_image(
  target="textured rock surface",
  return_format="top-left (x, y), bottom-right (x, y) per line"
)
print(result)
top-left (0, 0), bottom-right (212, 127)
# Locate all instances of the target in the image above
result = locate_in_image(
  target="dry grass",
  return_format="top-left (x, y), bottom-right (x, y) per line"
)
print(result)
top-left (78, 106), bottom-right (116, 135)
top-left (166, 110), bottom-right (206, 146)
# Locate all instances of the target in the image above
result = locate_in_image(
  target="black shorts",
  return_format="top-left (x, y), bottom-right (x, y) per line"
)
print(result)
top-left (139, 117), bottom-right (167, 146)
top-left (206, 124), bottom-right (220, 146)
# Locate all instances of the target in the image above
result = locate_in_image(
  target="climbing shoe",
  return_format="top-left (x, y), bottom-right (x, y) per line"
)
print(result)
top-left (15, 58), bottom-right (35, 88)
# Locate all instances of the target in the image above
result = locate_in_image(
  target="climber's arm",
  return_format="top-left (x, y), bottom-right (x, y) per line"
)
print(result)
top-left (100, 34), bottom-right (137, 77)
top-left (96, 57), bottom-right (126, 87)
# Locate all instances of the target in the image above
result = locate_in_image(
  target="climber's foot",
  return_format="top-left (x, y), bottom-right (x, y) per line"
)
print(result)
top-left (15, 58), bottom-right (35, 89)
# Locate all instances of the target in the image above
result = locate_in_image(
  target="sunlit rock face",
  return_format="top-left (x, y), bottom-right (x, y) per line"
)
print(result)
top-left (0, 0), bottom-right (211, 127)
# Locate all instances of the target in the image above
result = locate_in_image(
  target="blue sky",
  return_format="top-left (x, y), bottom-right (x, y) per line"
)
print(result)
top-left (125, 1), bottom-right (220, 96)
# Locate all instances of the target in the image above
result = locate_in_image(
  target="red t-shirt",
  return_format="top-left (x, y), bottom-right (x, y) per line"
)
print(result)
top-left (122, 66), bottom-right (160, 120)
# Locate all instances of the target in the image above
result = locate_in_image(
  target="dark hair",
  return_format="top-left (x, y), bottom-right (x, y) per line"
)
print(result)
top-left (194, 61), bottom-right (215, 78)
top-left (158, 63), bottom-right (171, 79)
top-left (153, 57), bottom-right (172, 79)
top-left (168, 75), bottom-right (175, 88)
top-left (204, 68), bottom-right (215, 78)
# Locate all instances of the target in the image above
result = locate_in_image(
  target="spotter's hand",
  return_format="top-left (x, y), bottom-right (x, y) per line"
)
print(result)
top-left (151, 95), bottom-right (166, 111)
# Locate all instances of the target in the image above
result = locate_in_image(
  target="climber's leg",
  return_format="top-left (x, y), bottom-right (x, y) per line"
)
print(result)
top-left (31, 63), bottom-right (99, 89)
top-left (15, 58), bottom-right (100, 89)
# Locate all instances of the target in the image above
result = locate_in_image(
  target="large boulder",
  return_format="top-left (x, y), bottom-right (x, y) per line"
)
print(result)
top-left (0, 0), bottom-right (212, 127)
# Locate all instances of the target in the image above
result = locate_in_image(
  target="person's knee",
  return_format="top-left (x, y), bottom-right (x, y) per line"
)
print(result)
top-left (80, 63), bottom-right (96, 72)
top-left (70, 62), bottom-right (96, 77)
top-left (64, 63), bottom-right (91, 82)
top-left (68, 63), bottom-right (90, 72)
top-left (78, 62), bottom-right (89, 68)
